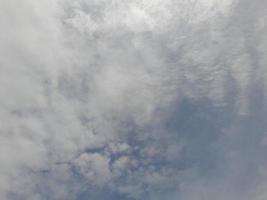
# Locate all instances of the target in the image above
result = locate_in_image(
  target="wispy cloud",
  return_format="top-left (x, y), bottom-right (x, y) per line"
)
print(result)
top-left (0, 0), bottom-right (266, 199)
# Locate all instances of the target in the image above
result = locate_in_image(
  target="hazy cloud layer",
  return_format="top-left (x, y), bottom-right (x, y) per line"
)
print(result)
top-left (0, 0), bottom-right (267, 199)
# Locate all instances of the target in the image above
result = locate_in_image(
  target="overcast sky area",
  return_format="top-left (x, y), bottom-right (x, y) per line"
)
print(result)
top-left (0, 0), bottom-right (267, 199)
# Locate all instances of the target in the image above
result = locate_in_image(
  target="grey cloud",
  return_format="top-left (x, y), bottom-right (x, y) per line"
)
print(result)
top-left (0, 0), bottom-right (267, 200)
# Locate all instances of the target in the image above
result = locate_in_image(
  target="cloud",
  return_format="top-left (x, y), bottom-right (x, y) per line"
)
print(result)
top-left (0, 0), bottom-right (266, 199)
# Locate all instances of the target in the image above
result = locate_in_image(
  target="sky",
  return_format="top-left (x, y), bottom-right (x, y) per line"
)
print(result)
top-left (0, 0), bottom-right (267, 199)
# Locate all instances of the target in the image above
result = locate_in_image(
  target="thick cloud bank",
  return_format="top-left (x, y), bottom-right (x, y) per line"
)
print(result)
top-left (0, 0), bottom-right (267, 199)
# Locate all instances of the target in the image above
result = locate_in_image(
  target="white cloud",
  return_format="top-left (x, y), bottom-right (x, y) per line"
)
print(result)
top-left (0, 0), bottom-right (266, 199)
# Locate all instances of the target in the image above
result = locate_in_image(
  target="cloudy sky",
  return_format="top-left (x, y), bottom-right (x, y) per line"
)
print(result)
top-left (0, 0), bottom-right (267, 199)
